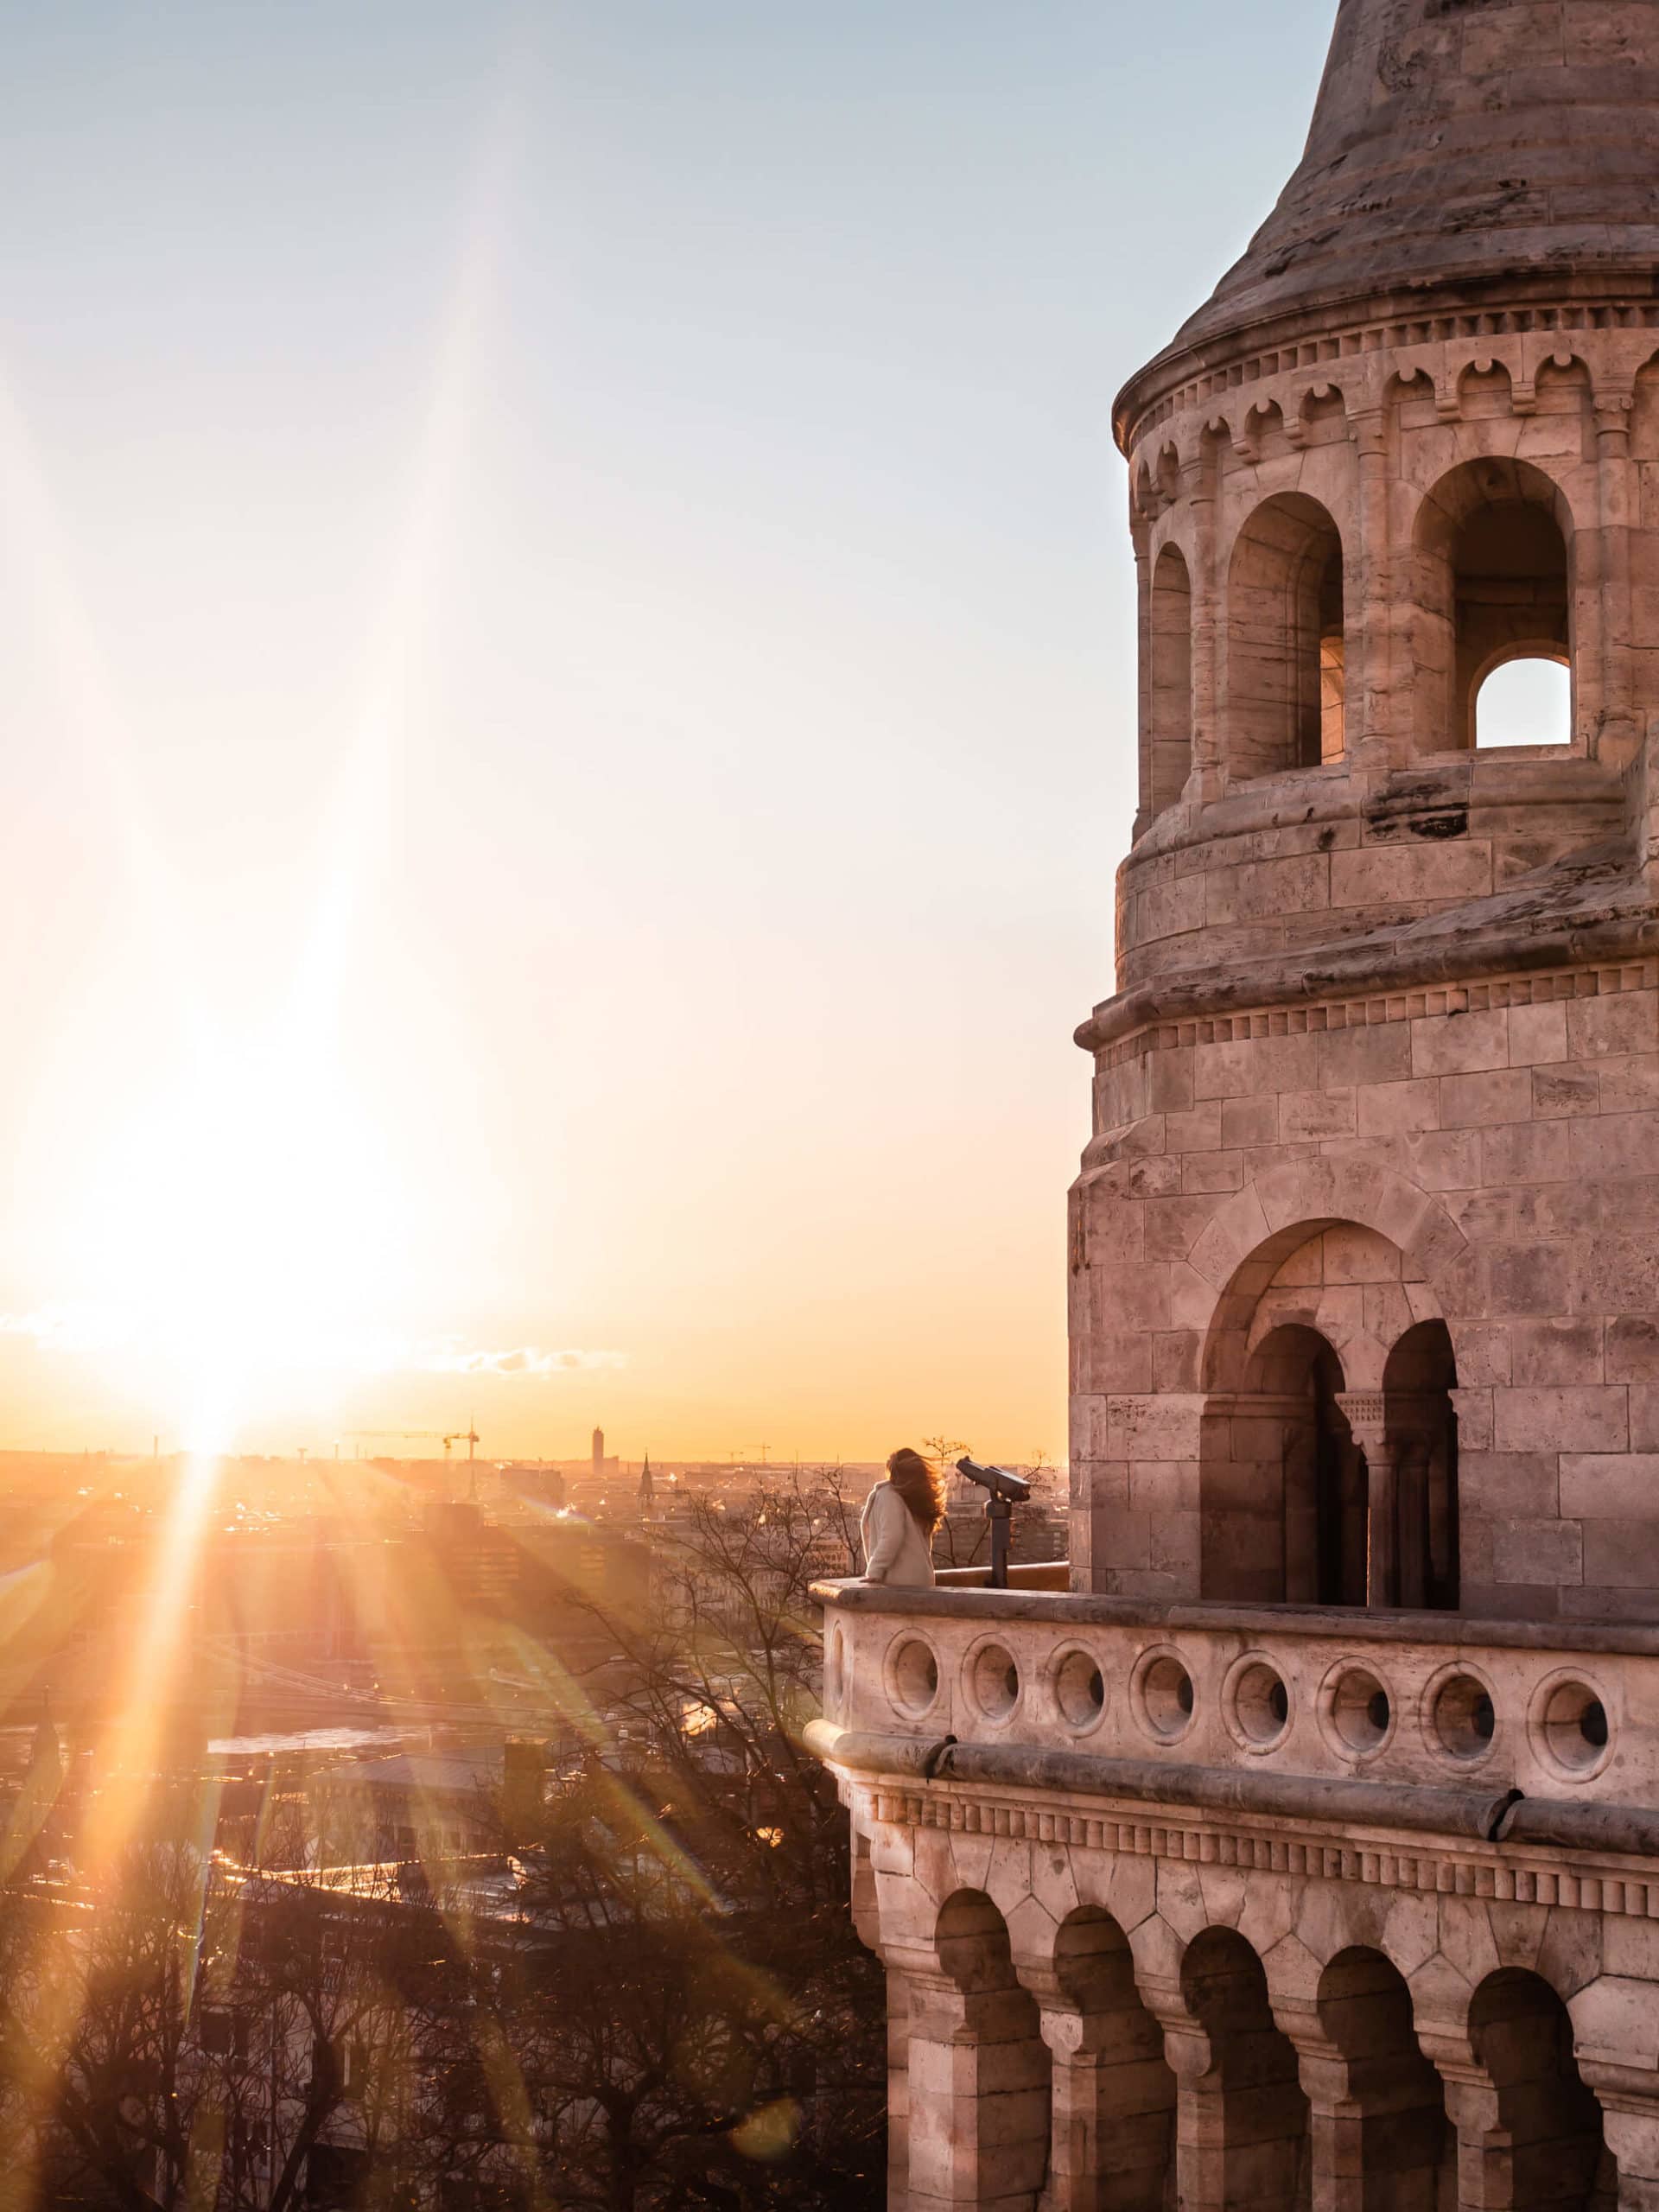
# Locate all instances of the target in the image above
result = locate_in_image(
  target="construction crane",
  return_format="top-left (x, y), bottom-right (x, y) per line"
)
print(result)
top-left (344, 1430), bottom-right (449, 1459)
top-left (344, 1427), bottom-right (482, 1460)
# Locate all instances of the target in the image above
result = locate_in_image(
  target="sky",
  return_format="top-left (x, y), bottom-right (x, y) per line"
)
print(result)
top-left (0, 0), bottom-right (1339, 1465)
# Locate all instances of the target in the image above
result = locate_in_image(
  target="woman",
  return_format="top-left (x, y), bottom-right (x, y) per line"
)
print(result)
top-left (861, 1446), bottom-right (948, 1587)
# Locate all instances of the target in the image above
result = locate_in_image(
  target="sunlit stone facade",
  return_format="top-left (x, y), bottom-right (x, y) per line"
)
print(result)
top-left (811, 6), bottom-right (1659, 2207)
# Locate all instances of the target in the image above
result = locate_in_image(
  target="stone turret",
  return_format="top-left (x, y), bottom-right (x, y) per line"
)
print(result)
top-left (1089, 0), bottom-right (1659, 1622)
top-left (811, 12), bottom-right (1659, 2211)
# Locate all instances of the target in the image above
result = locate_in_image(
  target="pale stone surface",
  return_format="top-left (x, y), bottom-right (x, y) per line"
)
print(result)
top-left (818, 1), bottom-right (1659, 2201)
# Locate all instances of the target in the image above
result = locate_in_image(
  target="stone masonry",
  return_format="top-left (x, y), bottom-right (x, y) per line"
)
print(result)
top-left (811, 7), bottom-right (1659, 2210)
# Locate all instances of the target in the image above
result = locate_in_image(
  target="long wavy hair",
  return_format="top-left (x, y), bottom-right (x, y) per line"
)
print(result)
top-left (887, 1446), bottom-right (948, 1534)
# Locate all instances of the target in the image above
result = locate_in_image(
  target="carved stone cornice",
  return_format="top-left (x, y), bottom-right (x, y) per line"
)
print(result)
top-left (1079, 947), bottom-right (1659, 1068)
top-left (841, 1773), bottom-right (1659, 1924)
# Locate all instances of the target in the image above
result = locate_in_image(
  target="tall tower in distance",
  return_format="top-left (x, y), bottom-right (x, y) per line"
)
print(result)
top-left (590, 1427), bottom-right (605, 1479)
top-left (812, 10), bottom-right (1659, 2211)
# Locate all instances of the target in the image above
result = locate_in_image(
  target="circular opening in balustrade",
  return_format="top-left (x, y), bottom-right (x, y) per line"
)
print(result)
top-left (1428, 1669), bottom-right (1498, 1763)
top-left (1531, 1674), bottom-right (1614, 1779)
top-left (1321, 1663), bottom-right (1393, 1758)
top-left (1224, 1656), bottom-right (1291, 1751)
top-left (1131, 1648), bottom-right (1195, 1744)
top-left (1052, 1648), bottom-right (1107, 1733)
top-left (886, 1637), bottom-right (940, 1719)
top-left (969, 1641), bottom-right (1020, 1723)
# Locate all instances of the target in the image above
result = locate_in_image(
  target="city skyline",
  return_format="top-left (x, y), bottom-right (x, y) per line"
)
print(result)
top-left (0, 2), bottom-right (1338, 1460)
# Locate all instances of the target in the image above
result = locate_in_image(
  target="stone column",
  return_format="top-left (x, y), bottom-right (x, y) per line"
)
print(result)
top-left (1184, 446), bottom-right (1222, 795)
top-left (1580, 2063), bottom-right (1659, 2212)
top-left (888, 1966), bottom-right (914, 2211)
top-left (1136, 1976), bottom-right (1234, 2212)
top-left (1023, 1974), bottom-right (1173, 2212)
top-left (1349, 404), bottom-right (1394, 771)
top-left (1596, 392), bottom-right (1640, 769)
top-left (1132, 518), bottom-right (1154, 842)
top-left (1396, 1433), bottom-right (1429, 1611)
top-left (1417, 2022), bottom-right (1535, 2212)
top-left (903, 1967), bottom-right (1052, 2212)
top-left (1280, 2024), bottom-right (1366, 2212)
top-left (1274, 1993), bottom-right (1447, 2212)
top-left (1338, 1393), bottom-right (1395, 1607)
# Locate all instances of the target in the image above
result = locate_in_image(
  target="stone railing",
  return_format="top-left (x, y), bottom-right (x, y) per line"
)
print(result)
top-left (817, 1581), bottom-right (1659, 1820)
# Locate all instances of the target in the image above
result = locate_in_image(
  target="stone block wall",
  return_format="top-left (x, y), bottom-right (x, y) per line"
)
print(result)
top-left (1070, 964), bottom-right (1659, 1622)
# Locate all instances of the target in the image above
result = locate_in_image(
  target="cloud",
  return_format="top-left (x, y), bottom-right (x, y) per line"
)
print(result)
top-left (0, 1305), bottom-right (133, 1355)
top-left (0, 1306), bottom-right (625, 1382)
top-left (420, 1344), bottom-right (628, 1378)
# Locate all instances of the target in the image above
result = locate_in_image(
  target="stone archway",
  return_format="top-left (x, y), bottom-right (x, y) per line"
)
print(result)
top-left (1199, 1221), bottom-right (1459, 1609)
top-left (906, 1890), bottom-right (1052, 2212)
top-left (1021, 1907), bottom-right (1178, 2212)
top-left (1451, 1969), bottom-right (1613, 2212)
top-left (1409, 454), bottom-right (1577, 753)
top-left (1178, 1929), bottom-right (1311, 2212)
top-left (1382, 1319), bottom-right (1459, 1611)
top-left (1224, 492), bottom-right (1345, 779)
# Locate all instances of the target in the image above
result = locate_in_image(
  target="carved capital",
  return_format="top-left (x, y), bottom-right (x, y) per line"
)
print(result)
top-left (1335, 1392), bottom-right (1388, 1445)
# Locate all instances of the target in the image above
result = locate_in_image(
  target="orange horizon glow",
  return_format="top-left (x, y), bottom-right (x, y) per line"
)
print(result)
top-left (0, 6), bottom-right (1154, 1477)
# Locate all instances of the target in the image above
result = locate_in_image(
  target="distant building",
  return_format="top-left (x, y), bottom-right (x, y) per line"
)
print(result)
top-left (312, 1742), bottom-right (512, 1864)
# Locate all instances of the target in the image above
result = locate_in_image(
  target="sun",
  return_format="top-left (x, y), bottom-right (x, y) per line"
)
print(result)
top-left (54, 1028), bottom-right (412, 1452)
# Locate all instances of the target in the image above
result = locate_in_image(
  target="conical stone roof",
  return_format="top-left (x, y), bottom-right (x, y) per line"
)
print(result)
top-left (1175, 0), bottom-right (1659, 354)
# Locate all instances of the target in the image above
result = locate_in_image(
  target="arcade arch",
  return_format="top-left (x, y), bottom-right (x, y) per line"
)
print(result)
top-left (1199, 1224), bottom-right (1459, 1609)
top-left (1412, 457), bottom-right (1575, 754)
top-left (1148, 542), bottom-right (1193, 814)
top-left (1463, 1969), bottom-right (1612, 2212)
top-left (1225, 493), bottom-right (1345, 779)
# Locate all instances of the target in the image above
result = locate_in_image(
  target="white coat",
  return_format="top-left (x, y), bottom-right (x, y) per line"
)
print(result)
top-left (861, 1481), bottom-right (937, 1588)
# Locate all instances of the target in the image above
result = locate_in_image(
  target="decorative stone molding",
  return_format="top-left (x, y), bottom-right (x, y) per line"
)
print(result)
top-left (1086, 957), bottom-right (1659, 1070)
top-left (848, 1778), bottom-right (1659, 1922)
top-left (1121, 296), bottom-right (1659, 455)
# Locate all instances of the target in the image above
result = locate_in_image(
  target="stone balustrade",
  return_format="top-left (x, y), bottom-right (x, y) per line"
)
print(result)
top-left (820, 1580), bottom-right (1656, 1812)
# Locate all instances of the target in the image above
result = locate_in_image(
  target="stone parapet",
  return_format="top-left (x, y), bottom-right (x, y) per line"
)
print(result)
top-left (818, 1584), bottom-right (1646, 1805)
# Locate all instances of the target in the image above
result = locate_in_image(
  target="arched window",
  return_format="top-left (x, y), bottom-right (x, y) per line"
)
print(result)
top-left (1148, 543), bottom-right (1192, 814)
top-left (1224, 1322), bottom-right (1363, 1607)
top-left (1413, 459), bottom-right (1573, 752)
top-left (1474, 652), bottom-right (1572, 747)
top-left (1382, 1319), bottom-right (1459, 1611)
top-left (1200, 1223), bottom-right (1459, 1611)
top-left (1225, 493), bottom-right (1344, 778)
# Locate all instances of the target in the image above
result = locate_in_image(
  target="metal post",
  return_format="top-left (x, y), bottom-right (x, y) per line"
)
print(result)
top-left (987, 1497), bottom-right (1013, 1589)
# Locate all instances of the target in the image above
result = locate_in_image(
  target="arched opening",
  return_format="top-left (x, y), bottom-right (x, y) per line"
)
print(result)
top-left (1413, 459), bottom-right (1573, 753)
top-left (1225, 493), bottom-right (1344, 779)
top-left (1050, 1910), bottom-right (1176, 2212)
top-left (1465, 1970), bottom-right (1612, 2212)
top-left (912, 1891), bottom-right (1050, 2209)
top-left (1149, 542), bottom-right (1193, 814)
top-left (1180, 1929), bottom-right (1310, 2212)
top-left (1243, 1325), bottom-right (1363, 1609)
top-left (1317, 1948), bottom-right (1450, 2212)
top-left (1202, 1222), bottom-right (1457, 1611)
top-left (1382, 1320), bottom-right (1459, 1611)
top-left (1475, 652), bottom-right (1572, 747)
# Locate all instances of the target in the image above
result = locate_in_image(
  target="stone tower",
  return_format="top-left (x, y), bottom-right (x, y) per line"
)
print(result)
top-left (810, 9), bottom-right (1659, 2210)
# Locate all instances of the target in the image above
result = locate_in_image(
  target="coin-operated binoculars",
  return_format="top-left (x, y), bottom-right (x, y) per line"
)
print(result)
top-left (955, 1457), bottom-right (1032, 1590)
